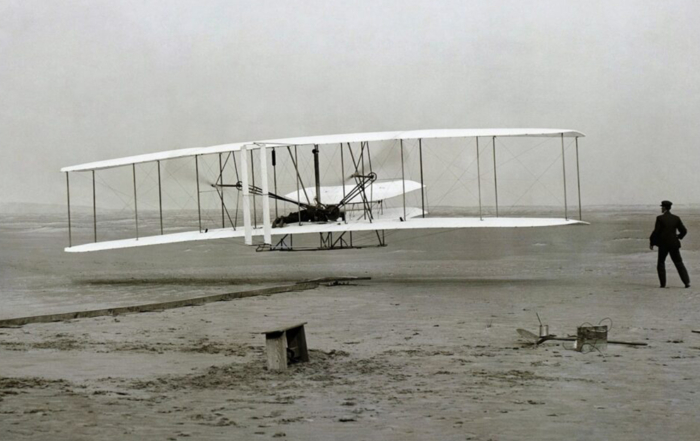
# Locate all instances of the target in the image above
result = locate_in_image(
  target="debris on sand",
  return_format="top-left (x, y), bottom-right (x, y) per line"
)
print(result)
top-left (517, 316), bottom-right (647, 351)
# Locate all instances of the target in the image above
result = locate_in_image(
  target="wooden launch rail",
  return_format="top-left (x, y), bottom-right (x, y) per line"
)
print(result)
top-left (0, 277), bottom-right (368, 328)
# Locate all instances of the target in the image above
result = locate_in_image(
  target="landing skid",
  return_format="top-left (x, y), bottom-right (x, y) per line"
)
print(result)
top-left (256, 230), bottom-right (387, 252)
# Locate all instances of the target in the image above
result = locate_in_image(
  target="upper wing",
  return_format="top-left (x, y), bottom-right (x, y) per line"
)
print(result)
top-left (61, 128), bottom-right (585, 173)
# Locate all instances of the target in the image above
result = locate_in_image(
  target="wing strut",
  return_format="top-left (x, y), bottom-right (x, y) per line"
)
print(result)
top-left (313, 144), bottom-right (321, 204)
top-left (250, 149), bottom-right (257, 229)
top-left (492, 136), bottom-right (499, 217)
top-left (294, 146), bottom-right (302, 225)
top-left (259, 144), bottom-right (272, 245)
top-left (92, 170), bottom-right (97, 242)
top-left (195, 156), bottom-right (202, 232)
top-left (366, 141), bottom-right (374, 209)
top-left (340, 143), bottom-right (347, 223)
top-left (65, 172), bottom-right (72, 247)
top-left (561, 133), bottom-right (568, 221)
top-left (476, 138), bottom-right (483, 221)
top-left (419, 138), bottom-right (425, 218)
top-left (272, 148), bottom-right (279, 218)
top-left (575, 137), bottom-right (582, 221)
top-left (360, 142), bottom-right (366, 218)
top-left (400, 139), bottom-right (406, 221)
top-left (232, 151), bottom-right (240, 230)
top-left (133, 164), bottom-right (139, 239)
top-left (219, 153), bottom-right (225, 228)
top-left (157, 160), bottom-right (164, 234)
top-left (240, 145), bottom-right (253, 245)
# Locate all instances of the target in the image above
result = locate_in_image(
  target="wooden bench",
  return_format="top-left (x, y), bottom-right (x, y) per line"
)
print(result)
top-left (261, 322), bottom-right (309, 371)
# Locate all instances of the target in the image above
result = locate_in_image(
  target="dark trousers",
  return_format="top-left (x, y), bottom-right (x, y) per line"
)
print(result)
top-left (657, 246), bottom-right (690, 287)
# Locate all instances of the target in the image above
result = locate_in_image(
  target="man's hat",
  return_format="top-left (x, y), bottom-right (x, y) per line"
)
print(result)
top-left (660, 200), bottom-right (673, 208)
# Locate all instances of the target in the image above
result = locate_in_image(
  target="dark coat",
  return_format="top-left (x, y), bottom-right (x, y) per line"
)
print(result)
top-left (650, 211), bottom-right (687, 249)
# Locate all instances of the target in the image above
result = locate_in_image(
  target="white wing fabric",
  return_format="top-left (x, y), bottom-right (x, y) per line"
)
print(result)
top-left (283, 180), bottom-right (423, 205)
top-left (65, 217), bottom-right (587, 253)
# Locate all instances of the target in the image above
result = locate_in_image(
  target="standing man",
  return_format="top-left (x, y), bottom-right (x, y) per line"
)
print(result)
top-left (650, 200), bottom-right (690, 288)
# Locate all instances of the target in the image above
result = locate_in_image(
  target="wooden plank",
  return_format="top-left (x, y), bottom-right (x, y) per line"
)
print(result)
top-left (265, 333), bottom-right (288, 371)
top-left (261, 322), bottom-right (308, 335)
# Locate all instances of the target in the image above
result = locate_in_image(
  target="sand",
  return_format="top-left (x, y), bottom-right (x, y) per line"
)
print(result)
top-left (1, 208), bottom-right (699, 440)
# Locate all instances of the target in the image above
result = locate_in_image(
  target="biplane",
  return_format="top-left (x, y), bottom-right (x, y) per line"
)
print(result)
top-left (61, 129), bottom-right (587, 252)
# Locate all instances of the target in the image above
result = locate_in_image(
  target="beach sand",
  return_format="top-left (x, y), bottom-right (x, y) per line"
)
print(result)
top-left (1, 208), bottom-right (699, 440)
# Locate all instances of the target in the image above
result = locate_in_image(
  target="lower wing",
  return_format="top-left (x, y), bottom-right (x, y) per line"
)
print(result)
top-left (65, 216), bottom-right (587, 253)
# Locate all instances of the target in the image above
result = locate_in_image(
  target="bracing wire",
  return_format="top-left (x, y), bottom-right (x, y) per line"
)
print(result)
top-left (498, 138), bottom-right (568, 208)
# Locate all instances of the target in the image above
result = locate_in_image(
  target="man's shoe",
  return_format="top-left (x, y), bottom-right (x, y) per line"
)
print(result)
top-left (660, 285), bottom-right (667, 288)
top-left (686, 284), bottom-right (691, 288)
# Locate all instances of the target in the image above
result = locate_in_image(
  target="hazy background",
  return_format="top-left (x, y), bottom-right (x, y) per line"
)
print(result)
top-left (2, 0), bottom-right (699, 208)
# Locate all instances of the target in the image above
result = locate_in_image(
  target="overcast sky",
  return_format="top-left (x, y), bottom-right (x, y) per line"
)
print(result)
top-left (2, 0), bottom-right (699, 207)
